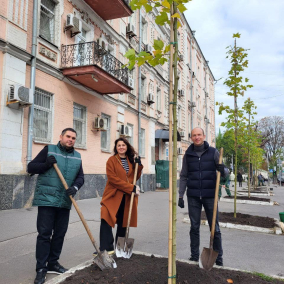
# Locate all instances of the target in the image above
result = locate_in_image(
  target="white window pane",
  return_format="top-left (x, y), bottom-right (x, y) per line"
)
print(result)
top-left (73, 103), bottom-right (86, 148)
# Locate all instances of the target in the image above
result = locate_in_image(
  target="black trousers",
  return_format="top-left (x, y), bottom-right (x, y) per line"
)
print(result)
top-left (100, 195), bottom-right (126, 251)
top-left (36, 206), bottom-right (70, 271)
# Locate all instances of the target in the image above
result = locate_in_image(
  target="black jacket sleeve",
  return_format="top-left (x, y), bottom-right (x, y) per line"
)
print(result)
top-left (72, 163), bottom-right (84, 189)
top-left (27, 146), bottom-right (49, 174)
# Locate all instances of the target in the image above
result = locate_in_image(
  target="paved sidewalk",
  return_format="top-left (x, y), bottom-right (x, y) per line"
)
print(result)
top-left (1, 185), bottom-right (284, 284)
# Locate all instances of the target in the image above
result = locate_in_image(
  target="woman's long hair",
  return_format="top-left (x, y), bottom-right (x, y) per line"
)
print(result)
top-left (113, 137), bottom-right (137, 167)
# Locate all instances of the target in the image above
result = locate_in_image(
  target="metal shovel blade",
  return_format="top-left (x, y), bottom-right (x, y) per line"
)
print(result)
top-left (199, 247), bottom-right (218, 271)
top-left (115, 236), bottom-right (134, 258)
top-left (93, 250), bottom-right (117, 270)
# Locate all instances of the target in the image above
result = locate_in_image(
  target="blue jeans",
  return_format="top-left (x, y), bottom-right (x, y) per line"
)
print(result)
top-left (36, 206), bottom-right (70, 271)
top-left (187, 196), bottom-right (223, 263)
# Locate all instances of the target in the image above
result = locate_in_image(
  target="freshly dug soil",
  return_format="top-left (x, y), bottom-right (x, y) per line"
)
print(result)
top-left (62, 254), bottom-right (284, 284)
top-left (224, 196), bottom-right (270, 202)
top-left (201, 211), bottom-right (276, 228)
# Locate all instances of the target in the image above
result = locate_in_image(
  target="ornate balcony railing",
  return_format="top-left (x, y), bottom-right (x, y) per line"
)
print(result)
top-left (61, 41), bottom-right (129, 86)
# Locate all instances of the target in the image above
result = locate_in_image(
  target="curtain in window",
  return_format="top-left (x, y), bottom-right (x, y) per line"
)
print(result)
top-left (40, 0), bottom-right (55, 43)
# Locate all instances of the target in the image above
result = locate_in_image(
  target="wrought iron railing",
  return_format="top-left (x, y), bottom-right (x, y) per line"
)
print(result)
top-left (61, 41), bottom-right (129, 86)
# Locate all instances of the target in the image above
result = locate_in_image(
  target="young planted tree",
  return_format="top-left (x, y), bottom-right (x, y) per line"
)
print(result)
top-left (216, 33), bottom-right (253, 217)
top-left (125, 1), bottom-right (191, 283)
top-left (239, 98), bottom-right (257, 197)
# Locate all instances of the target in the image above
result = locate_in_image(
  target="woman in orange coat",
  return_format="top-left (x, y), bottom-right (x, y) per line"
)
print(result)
top-left (98, 137), bottom-right (143, 254)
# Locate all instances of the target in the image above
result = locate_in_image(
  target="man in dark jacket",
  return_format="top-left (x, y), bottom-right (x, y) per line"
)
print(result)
top-left (28, 128), bottom-right (84, 284)
top-left (178, 127), bottom-right (228, 266)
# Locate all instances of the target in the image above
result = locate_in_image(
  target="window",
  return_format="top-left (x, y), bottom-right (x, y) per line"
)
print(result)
top-left (142, 18), bottom-right (147, 44)
top-left (156, 88), bottom-right (161, 111)
top-left (101, 114), bottom-right (111, 151)
top-left (140, 128), bottom-right (145, 157)
top-left (40, 0), bottom-right (56, 43)
top-left (33, 87), bottom-right (53, 142)
top-left (73, 103), bottom-right (87, 148)
top-left (178, 105), bottom-right (181, 128)
top-left (141, 75), bottom-right (146, 101)
top-left (127, 123), bottom-right (133, 146)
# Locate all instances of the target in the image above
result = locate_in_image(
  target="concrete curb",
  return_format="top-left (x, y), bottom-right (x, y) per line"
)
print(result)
top-left (45, 259), bottom-right (93, 284)
top-left (237, 192), bottom-right (270, 197)
top-left (182, 217), bottom-right (283, 235)
top-left (45, 251), bottom-right (284, 283)
top-left (220, 197), bottom-right (274, 206)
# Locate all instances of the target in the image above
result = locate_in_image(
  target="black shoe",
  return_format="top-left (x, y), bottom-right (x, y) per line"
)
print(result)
top-left (189, 257), bottom-right (199, 262)
top-left (216, 260), bottom-right (223, 266)
top-left (34, 269), bottom-right (47, 284)
top-left (47, 262), bottom-right (68, 274)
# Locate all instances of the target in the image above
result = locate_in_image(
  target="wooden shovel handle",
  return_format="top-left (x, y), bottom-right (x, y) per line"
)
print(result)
top-left (210, 148), bottom-right (223, 249)
top-left (125, 162), bottom-right (139, 241)
top-left (53, 164), bottom-right (101, 254)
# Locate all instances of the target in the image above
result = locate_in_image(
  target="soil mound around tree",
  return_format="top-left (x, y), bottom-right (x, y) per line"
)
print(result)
top-left (62, 254), bottom-right (284, 284)
top-left (201, 211), bottom-right (276, 228)
top-left (224, 196), bottom-right (270, 202)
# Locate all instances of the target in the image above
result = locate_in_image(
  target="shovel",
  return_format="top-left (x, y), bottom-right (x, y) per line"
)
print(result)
top-left (116, 162), bottom-right (138, 258)
top-left (200, 148), bottom-right (223, 271)
top-left (53, 164), bottom-right (116, 270)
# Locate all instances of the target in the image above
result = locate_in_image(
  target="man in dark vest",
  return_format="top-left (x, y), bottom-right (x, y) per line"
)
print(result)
top-left (28, 128), bottom-right (84, 284)
top-left (178, 127), bottom-right (228, 266)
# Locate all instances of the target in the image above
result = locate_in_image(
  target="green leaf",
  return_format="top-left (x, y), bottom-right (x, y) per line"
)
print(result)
top-left (162, 0), bottom-right (170, 9)
top-left (177, 3), bottom-right (187, 13)
top-left (233, 33), bottom-right (241, 38)
top-left (154, 39), bottom-right (164, 50)
top-left (125, 49), bottom-right (136, 59)
top-left (171, 13), bottom-right (181, 19)
top-left (155, 12), bottom-right (168, 26)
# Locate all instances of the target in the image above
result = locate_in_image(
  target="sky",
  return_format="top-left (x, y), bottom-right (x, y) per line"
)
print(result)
top-left (184, 0), bottom-right (284, 132)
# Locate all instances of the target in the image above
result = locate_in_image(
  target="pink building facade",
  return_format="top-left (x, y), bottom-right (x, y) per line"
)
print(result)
top-left (0, 0), bottom-right (215, 210)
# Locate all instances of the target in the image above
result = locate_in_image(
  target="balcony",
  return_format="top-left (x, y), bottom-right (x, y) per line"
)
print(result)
top-left (61, 41), bottom-right (131, 95)
top-left (84, 0), bottom-right (132, 21)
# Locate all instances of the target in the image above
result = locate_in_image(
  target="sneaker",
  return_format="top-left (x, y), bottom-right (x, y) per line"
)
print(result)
top-left (93, 250), bottom-right (115, 257)
top-left (34, 269), bottom-right (47, 284)
top-left (47, 262), bottom-right (68, 274)
top-left (189, 257), bottom-right (199, 262)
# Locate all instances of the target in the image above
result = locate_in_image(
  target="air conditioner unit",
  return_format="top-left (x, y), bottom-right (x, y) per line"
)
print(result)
top-left (120, 124), bottom-right (130, 137)
top-left (178, 89), bottom-right (185, 97)
top-left (93, 117), bottom-right (107, 130)
top-left (7, 84), bottom-right (33, 109)
top-left (147, 93), bottom-right (155, 104)
top-left (65, 14), bottom-right (82, 36)
top-left (192, 71), bottom-right (196, 79)
top-left (191, 101), bottom-right (196, 108)
top-left (204, 115), bottom-right (207, 120)
top-left (126, 23), bottom-right (136, 37)
top-left (179, 54), bottom-right (184, 61)
top-left (145, 44), bottom-right (152, 54)
top-left (178, 147), bottom-right (183, 155)
top-left (98, 38), bottom-right (109, 51)
top-left (180, 131), bottom-right (185, 138)
top-left (128, 77), bottom-right (134, 88)
top-left (205, 91), bottom-right (209, 97)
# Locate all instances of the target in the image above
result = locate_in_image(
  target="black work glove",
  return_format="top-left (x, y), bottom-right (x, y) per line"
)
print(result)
top-left (178, 198), bottom-right (184, 208)
top-left (45, 155), bottom-right (57, 169)
top-left (216, 164), bottom-right (225, 175)
top-left (134, 156), bottom-right (142, 166)
top-left (66, 186), bottom-right (78, 197)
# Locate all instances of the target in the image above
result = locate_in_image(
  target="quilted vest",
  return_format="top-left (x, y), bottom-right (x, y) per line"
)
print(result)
top-left (33, 143), bottom-right (81, 209)
top-left (185, 141), bottom-right (217, 198)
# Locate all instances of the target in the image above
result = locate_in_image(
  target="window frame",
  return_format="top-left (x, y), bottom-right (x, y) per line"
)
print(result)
top-left (33, 87), bottom-right (54, 143)
top-left (73, 103), bottom-right (87, 149)
top-left (127, 123), bottom-right (134, 146)
top-left (140, 128), bottom-right (146, 157)
top-left (101, 113), bottom-right (111, 152)
top-left (39, 0), bottom-right (57, 44)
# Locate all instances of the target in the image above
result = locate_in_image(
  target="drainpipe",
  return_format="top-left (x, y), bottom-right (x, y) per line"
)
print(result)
top-left (190, 32), bottom-right (194, 132)
top-left (138, 10), bottom-right (143, 192)
top-left (27, 0), bottom-right (38, 165)
top-left (205, 62), bottom-right (208, 138)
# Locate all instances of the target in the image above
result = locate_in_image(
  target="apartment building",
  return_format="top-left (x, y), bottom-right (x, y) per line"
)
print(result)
top-left (0, 0), bottom-right (215, 210)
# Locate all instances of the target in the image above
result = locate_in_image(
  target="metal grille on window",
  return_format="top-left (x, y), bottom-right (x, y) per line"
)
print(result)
top-left (34, 88), bottom-right (53, 142)
top-left (73, 103), bottom-right (86, 147)
top-left (40, 0), bottom-right (55, 43)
